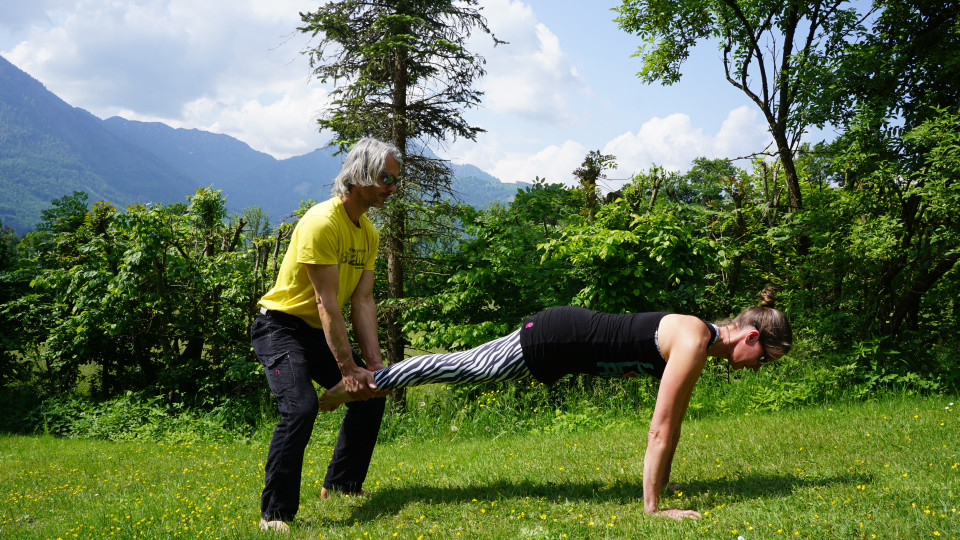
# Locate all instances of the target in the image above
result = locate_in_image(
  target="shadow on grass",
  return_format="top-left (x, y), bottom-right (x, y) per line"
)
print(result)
top-left (679, 472), bottom-right (873, 502)
top-left (304, 471), bottom-right (871, 527)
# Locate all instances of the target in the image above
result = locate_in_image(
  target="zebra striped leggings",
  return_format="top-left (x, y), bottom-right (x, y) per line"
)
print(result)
top-left (373, 328), bottom-right (531, 389)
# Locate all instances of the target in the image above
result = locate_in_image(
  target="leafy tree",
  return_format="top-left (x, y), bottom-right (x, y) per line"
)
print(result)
top-left (621, 165), bottom-right (675, 211)
top-left (36, 191), bottom-right (90, 235)
top-left (681, 158), bottom-right (734, 206)
top-left (241, 206), bottom-right (271, 248)
top-left (614, 0), bottom-right (864, 213)
top-left (298, 0), bottom-right (501, 375)
top-left (403, 180), bottom-right (582, 351)
top-left (830, 108), bottom-right (960, 340)
top-left (541, 191), bottom-right (720, 316)
top-left (4, 189), bottom-right (266, 409)
top-left (0, 219), bottom-right (16, 272)
top-left (0, 218), bottom-right (21, 389)
top-left (817, 0), bottom-right (960, 137)
top-left (572, 150), bottom-right (617, 217)
top-left (810, 1), bottom-right (960, 341)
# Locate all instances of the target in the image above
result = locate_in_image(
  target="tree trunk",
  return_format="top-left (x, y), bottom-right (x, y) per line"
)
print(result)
top-left (887, 255), bottom-right (959, 338)
top-left (727, 179), bottom-right (747, 296)
top-left (773, 132), bottom-right (810, 259)
top-left (774, 133), bottom-right (803, 213)
top-left (385, 44), bottom-right (410, 411)
top-left (648, 170), bottom-right (664, 209)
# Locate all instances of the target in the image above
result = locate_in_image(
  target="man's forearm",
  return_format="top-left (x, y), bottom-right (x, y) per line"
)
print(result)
top-left (351, 296), bottom-right (382, 368)
top-left (318, 301), bottom-right (359, 375)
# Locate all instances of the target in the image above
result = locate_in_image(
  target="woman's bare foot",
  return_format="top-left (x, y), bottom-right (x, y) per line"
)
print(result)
top-left (318, 382), bottom-right (353, 411)
top-left (318, 383), bottom-right (392, 411)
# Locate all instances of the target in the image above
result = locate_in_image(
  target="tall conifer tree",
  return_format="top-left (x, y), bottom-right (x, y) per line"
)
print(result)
top-left (298, 1), bottom-right (501, 391)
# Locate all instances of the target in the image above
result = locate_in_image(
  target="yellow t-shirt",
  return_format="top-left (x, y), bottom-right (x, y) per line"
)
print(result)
top-left (259, 197), bottom-right (379, 329)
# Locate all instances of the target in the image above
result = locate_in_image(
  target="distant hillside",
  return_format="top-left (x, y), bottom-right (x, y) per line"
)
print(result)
top-left (1, 54), bottom-right (528, 234)
top-left (451, 162), bottom-right (526, 208)
top-left (101, 118), bottom-right (527, 222)
top-left (100, 118), bottom-right (344, 221)
top-left (0, 55), bottom-right (195, 233)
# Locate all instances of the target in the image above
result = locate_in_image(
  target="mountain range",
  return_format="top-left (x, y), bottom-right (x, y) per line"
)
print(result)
top-left (0, 54), bottom-right (526, 235)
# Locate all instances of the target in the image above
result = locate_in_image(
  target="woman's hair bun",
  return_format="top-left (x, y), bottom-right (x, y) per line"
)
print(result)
top-left (759, 286), bottom-right (777, 308)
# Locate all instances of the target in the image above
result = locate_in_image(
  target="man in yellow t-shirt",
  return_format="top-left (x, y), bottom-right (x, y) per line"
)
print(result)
top-left (250, 138), bottom-right (401, 532)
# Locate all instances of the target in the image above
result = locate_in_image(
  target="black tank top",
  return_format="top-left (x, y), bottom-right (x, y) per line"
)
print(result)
top-left (519, 306), bottom-right (715, 383)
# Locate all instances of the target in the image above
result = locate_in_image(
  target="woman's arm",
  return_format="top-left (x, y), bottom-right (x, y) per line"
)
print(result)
top-left (643, 315), bottom-right (708, 519)
top-left (661, 423), bottom-right (682, 488)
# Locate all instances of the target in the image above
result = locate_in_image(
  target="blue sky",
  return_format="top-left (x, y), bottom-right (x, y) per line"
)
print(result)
top-left (0, 0), bottom-right (827, 189)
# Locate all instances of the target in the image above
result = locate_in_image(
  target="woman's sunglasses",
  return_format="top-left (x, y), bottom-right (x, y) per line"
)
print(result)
top-left (751, 323), bottom-right (774, 365)
top-left (757, 341), bottom-right (773, 365)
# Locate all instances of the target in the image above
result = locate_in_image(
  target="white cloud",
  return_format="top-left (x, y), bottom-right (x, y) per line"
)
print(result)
top-left (474, 0), bottom-right (592, 125)
top-left (3, 0), bottom-right (323, 158)
top-left (603, 108), bottom-right (772, 178)
top-left (446, 134), bottom-right (587, 184)
top-left (714, 105), bottom-right (772, 156)
top-left (450, 106), bottom-right (772, 185)
top-left (2, 0), bottom-right (777, 172)
top-left (489, 140), bottom-right (587, 185)
top-left (9, 0), bottom-right (218, 115)
top-left (190, 86), bottom-right (333, 159)
top-left (603, 113), bottom-right (711, 176)
top-left (0, 0), bottom-right (71, 32)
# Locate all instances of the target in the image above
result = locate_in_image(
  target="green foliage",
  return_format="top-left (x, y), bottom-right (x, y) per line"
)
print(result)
top-left (572, 150), bottom-right (617, 216)
top-left (614, 0), bottom-right (865, 212)
top-left (799, 106), bottom-right (960, 344)
top-left (541, 200), bottom-right (717, 314)
top-left (2, 188), bottom-right (283, 419)
top-left (39, 391), bottom-right (260, 442)
top-left (816, 0), bottom-right (960, 134)
top-left (0, 218), bottom-right (21, 389)
top-left (402, 181), bottom-right (582, 350)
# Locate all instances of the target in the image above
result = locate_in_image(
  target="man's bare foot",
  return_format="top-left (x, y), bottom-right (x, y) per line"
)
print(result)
top-left (318, 382), bottom-right (391, 412)
top-left (258, 518), bottom-right (290, 532)
top-left (320, 487), bottom-right (373, 499)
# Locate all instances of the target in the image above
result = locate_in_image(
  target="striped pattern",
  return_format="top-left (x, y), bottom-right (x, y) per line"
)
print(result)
top-left (373, 328), bottom-right (530, 389)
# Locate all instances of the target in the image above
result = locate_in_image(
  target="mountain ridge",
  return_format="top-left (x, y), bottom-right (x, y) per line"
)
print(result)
top-left (0, 54), bottom-right (527, 234)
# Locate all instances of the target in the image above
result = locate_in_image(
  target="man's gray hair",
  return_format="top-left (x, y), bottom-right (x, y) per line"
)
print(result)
top-left (331, 138), bottom-right (403, 197)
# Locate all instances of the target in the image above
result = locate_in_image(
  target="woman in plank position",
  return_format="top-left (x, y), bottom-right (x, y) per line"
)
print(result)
top-left (319, 288), bottom-right (791, 520)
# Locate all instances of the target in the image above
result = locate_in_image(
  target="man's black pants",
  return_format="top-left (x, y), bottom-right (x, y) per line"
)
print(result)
top-left (251, 309), bottom-right (385, 522)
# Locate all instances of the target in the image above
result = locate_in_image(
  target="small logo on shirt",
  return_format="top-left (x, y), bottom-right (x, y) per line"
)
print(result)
top-left (597, 361), bottom-right (654, 378)
top-left (341, 248), bottom-right (366, 270)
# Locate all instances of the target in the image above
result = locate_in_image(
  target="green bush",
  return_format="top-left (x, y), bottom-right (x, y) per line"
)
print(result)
top-left (39, 391), bottom-right (262, 442)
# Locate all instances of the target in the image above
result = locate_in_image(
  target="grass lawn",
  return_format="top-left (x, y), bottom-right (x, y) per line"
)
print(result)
top-left (1, 395), bottom-right (957, 539)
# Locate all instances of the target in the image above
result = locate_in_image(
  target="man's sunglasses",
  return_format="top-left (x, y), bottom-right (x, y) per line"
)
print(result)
top-left (380, 172), bottom-right (399, 185)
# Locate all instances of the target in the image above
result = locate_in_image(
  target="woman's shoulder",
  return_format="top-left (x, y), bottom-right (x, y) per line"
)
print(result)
top-left (658, 314), bottom-right (713, 352)
top-left (660, 313), bottom-right (710, 330)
